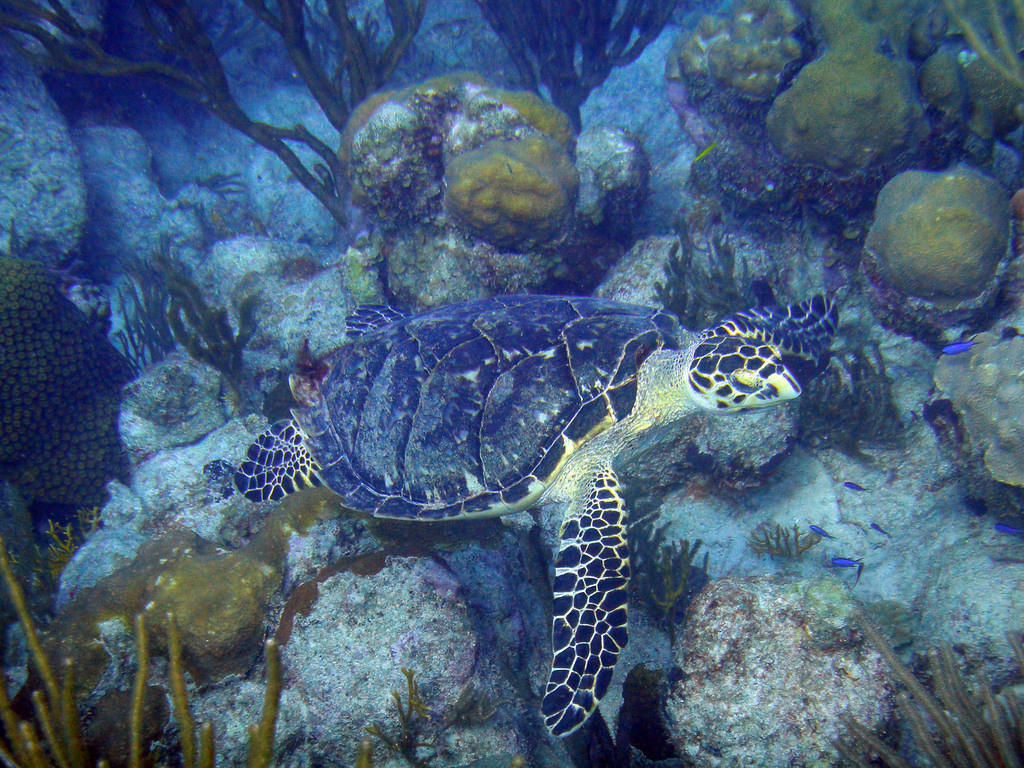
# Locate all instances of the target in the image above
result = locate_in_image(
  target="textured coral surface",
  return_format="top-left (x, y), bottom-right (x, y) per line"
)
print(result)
top-left (865, 166), bottom-right (1009, 301)
top-left (0, 257), bottom-right (131, 505)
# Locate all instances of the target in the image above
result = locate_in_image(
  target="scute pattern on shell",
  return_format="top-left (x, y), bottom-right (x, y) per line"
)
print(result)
top-left (297, 295), bottom-right (683, 520)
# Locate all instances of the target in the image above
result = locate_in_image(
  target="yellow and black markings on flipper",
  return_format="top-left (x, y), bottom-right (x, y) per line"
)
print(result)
top-left (234, 419), bottom-right (323, 502)
top-left (542, 466), bottom-right (630, 736)
top-left (709, 294), bottom-right (838, 364)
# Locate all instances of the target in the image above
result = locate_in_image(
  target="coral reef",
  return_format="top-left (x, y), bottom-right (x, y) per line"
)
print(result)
top-left (343, 73), bottom-right (575, 238)
top-left (0, 257), bottom-right (132, 506)
top-left (341, 74), bottom-right (584, 306)
top-left (574, 126), bottom-right (650, 241)
top-left (665, 0), bottom-right (958, 220)
top-left (665, 576), bottom-right (895, 767)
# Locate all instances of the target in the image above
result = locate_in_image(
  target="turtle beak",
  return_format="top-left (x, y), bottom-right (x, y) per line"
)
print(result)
top-left (728, 367), bottom-right (801, 407)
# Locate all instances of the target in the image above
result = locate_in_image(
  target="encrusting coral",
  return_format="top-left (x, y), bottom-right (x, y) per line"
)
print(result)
top-left (0, 536), bottom-right (283, 767)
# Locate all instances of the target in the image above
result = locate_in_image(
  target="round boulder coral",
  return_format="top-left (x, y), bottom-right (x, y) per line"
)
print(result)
top-left (864, 166), bottom-right (1008, 302)
top-left (765, 26), bottom-right (927, 173)
top-left (444, 136), bottom-right (579, 249)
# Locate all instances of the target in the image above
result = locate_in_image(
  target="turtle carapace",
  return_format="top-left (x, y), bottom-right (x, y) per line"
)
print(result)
top-left (234, 294), bottom-right (838, 736)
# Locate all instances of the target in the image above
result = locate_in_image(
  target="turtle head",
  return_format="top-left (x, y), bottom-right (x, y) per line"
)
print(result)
top-left (684, 332), bottom-right (801, 411)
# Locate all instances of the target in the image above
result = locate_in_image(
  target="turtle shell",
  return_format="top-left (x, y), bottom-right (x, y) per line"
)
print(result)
top-left (295, 295), bottom-right (682, 519)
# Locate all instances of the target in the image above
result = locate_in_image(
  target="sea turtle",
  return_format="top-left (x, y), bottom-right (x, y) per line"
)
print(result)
top-left (234, 293), bottom-right (837, 736)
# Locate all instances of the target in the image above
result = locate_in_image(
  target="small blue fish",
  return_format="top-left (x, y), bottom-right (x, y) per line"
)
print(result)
top-left (829, 557), bottom-right (863, 586)
top-left (995, 523), bottom-right (1024, 536)
top-left (870, 522), bottom-right (890, 537)
top-left (941, 339), bottom-right (976, 355)
top-left (843, 481), bottom-right (867, 491)
top-left (808, 525), bottom-right (834, 539)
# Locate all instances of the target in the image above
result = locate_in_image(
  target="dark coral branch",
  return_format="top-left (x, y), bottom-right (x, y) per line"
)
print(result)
top-left (474, 0), bottom-right (677, 129)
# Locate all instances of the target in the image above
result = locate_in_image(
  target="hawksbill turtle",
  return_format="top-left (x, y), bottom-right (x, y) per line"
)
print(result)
top-left (234, 293), bottom-right (837, 736)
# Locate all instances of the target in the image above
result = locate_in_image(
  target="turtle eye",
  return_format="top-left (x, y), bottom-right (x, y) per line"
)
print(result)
top-left (729, 369), bottom-right (762, 393)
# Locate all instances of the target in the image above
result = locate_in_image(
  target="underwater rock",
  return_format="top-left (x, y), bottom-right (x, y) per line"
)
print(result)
top-left (665, 576), bottom-right (893, 767)
top-left (385, 228), bottom-right (549, 310)
top-left (130, 418), bottom-right (257, 543)
top-left (915, 542), bottom-right (1024, 690)
top-left (74, 125), bottom-right (203, 270)
top-left (119, 351), bottom-right (228, 464)
top-left (188, 235), bottom-right (364, 385)
top-left (863, 166), bottom-right (1010, 338)
top-left (0, 43), bottom-right (86, 265)
top-left (595, 234), bottom-right (680, 306)
top-left (272, 553), bottom-right (535, 765)
top-left (574, 126), bottom-right (650, 240)
top-left (933, 331), bottom-right (1024, 489)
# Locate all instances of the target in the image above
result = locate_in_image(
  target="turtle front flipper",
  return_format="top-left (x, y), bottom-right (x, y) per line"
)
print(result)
top-left (543, 466), bottom-right (630, 736)
top-left (234, 420), bottom-right (322, 502)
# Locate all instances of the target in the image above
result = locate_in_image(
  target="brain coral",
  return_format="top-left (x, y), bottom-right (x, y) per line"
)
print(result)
top-left (934, 332), bottom-right (1024, 487)
top-left (0, 257), bottom-right (131, 505)
top-left (444, 136), bottom-right (579, 249)
top-left (864, 166), bottom-right (1008, 302)
top-left (765, 24), bottom-right (927, 173)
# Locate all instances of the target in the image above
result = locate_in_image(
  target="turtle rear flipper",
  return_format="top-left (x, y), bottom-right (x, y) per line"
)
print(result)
top-left (542, 466), bottom-right (630, 736)
top-left (234, 420), bottom-right (322, 502)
